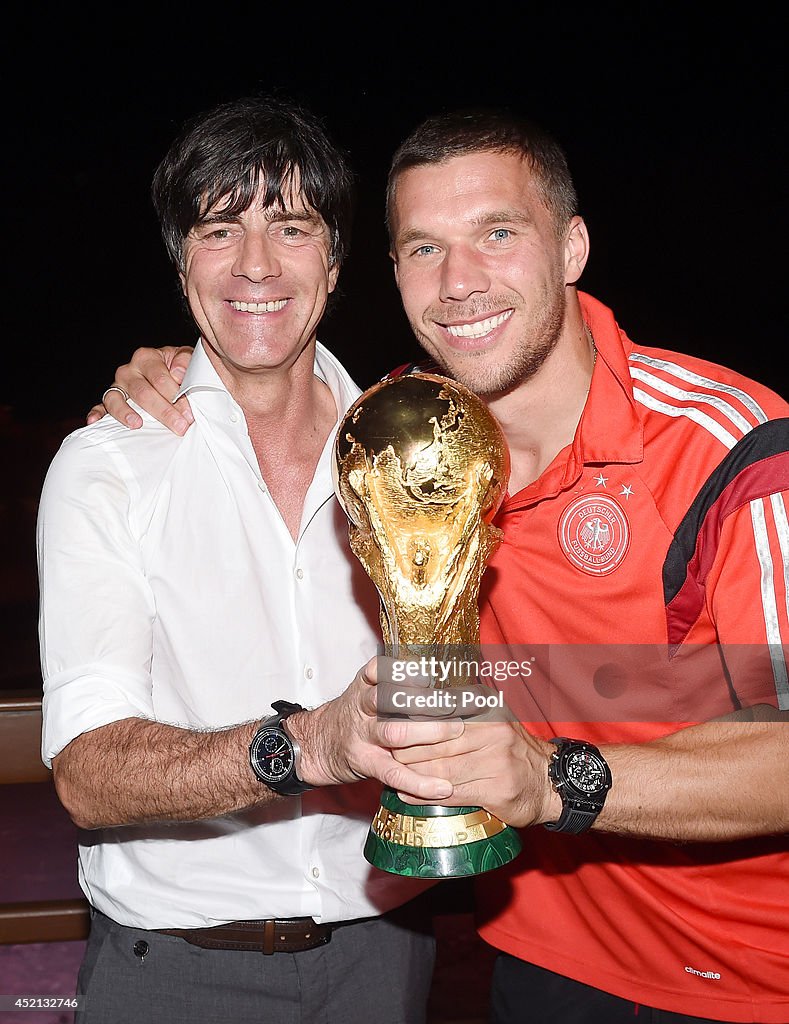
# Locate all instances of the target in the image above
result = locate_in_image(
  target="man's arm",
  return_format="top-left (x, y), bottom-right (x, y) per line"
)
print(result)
top-left (40, 426), bottom-right (459, 832)
top-left (53, 716), bottom-right (264, 829)
top-left (53, 660), bottom-right (460, 830)
top-left (392, 712), bottom-right (789, 841)
top-left (395, 462), bottom-right (789, 841)
top-left (87, 345), bottom-right (196, 434)
top-left (600, 713), bottom-right (788, 839)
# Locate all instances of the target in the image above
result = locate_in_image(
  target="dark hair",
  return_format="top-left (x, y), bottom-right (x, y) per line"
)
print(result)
top-left (152, 95), bottom-right (355, 271)
top-left (386, 107), bottom-right (577, 241)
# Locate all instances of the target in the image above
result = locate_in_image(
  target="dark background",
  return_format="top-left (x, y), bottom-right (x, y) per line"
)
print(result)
top-left (4, 11), bottom-right (787, 415)
top-left (1, 11), bottom-right (786, 690)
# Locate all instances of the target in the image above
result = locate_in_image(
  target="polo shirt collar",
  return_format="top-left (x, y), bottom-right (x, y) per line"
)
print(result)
top-left (502, 292), bottom-right (644, 508)
top-left (577, 291), bottom-right (644, 467)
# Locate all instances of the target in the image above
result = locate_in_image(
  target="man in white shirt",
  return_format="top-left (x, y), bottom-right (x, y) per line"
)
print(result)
top-left (37, 95), bottom-right (459, 1024)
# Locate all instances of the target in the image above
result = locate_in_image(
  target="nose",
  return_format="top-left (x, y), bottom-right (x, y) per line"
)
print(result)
top-left (232, 230), bottom-right (281, 282)
top-left (439, 245), bottom-right (491, 302)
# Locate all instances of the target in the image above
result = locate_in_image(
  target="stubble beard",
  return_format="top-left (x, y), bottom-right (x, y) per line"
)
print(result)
top-left (411, 287), bottom-right (567, 399)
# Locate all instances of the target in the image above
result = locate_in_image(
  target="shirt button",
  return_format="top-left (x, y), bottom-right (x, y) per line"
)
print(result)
top-left (305, 666), bottom-right (314, 680)
top-left (295, 568), bottom-right (304, 580)
top-left (311, 867), bottom-right (320, 879)
top-left (229, 411), bottom-right (239, 423)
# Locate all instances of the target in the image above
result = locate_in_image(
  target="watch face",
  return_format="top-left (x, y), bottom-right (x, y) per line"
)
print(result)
top-left (251, 728), bottom-right (295, 784)
top-left (565, 749), bottom-right (608, 794)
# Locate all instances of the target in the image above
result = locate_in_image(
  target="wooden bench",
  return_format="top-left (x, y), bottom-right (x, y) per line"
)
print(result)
top-left (0, 696), bottom-right (90, 943)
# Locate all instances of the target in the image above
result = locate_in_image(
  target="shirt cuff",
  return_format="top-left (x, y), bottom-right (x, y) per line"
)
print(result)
top-left (42, 666), bottom-right (155, 767)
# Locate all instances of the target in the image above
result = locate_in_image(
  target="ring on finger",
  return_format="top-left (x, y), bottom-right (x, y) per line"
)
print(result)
top-left (101, 385), bottom-right (131, 404)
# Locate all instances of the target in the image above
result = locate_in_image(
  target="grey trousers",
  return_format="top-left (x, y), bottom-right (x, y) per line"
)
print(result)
top-left (76, 901), bottom-right (436, 1024)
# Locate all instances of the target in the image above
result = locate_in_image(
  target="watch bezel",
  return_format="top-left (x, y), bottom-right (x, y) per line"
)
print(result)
top-left (557, 744), bottom-right (612, 801)
top-left (249, 724), bottom-right (296, 785)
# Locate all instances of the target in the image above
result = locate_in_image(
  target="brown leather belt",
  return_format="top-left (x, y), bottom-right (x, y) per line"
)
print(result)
top-left (157, 917), bottom-right (332, 954)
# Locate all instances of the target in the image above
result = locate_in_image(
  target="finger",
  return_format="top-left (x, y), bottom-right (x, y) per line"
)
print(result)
top-left (398, 759), bottom-right (502, 811)
top-left (167, 349), bottom-right (196, 425)
top-left (101, 388), bottom-right (143, 429)
top-left (360, 656), bottom-right (380, 686)
top-left (367, 752), bottom-right (453, 801)
top-left (351, 658), bottom-right (383, 719)
top-left (377, 681), bottom-right (462, 718)
top-left (394, 783), bottom-right (485, 809)
top-left (115, 348), bottom-right (194, 434)
top-left (86, 403), bottom-right (109, 425)
top-left (394, 737), bottom-right (471, 764)
top-left (172, 394), bottom-right (195, 427)
top-left (377, 717), bottom-right (464, 748)
top-left (376, 655), bottom-right (434, 688)
top-left (356, 678), bottom-right (379, 718)
top-left (116, 346), bottom-right (181, 396)
top-left (395, 791), bottom-right (453, 807)
top-left (169, 346), bottom-right (195, 384)
top-left (392, 719), bottom-right (509, 762)
top-left (121, 356), bottom-right (182, 405)
top-left (400, 755), bottom-right (494, 783)
top-left (122, 377), bottom-right (191, 436)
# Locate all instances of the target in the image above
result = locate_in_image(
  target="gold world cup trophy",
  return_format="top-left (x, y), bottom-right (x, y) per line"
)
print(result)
top-left (333, 371), bottom-right (522, 877)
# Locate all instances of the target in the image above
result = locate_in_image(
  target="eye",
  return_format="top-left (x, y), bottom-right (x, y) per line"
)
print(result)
top-left (489, 228), bottom-right (511, 242)
top-left (413, 243), bottom-right (439, 257)
top-left (191, 224), bottom-right (238, 249)
top-left (282, 225), bottom-right (304, 238)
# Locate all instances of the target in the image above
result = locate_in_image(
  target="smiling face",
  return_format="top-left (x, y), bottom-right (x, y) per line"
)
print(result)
top-left (179, 176), bottom-right (339, 381)
top-left (390, 150), bottom-right (588, 397)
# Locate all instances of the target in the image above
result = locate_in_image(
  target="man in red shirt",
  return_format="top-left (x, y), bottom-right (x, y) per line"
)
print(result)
top-left (94, 106), bottom-right (788, 1023)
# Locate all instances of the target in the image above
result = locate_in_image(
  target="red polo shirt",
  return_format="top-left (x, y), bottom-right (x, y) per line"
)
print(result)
top-left (474, 293), bottom-right (789, 1022)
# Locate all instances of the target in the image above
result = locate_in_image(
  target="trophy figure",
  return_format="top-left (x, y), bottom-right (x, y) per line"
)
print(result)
top-left (333, 371), bottom-right (522, 877)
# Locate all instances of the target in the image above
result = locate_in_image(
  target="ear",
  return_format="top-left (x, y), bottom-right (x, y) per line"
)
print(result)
top-left (391, 250), bottom-right (400, 289)
top-left (564, 216), bottom-right (590, 285)
top-left (328, 260), bottom-right (340, 294)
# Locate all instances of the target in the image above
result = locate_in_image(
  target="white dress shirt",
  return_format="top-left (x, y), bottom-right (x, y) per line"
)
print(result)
top-left (37, 340), bottom-right (426, 928)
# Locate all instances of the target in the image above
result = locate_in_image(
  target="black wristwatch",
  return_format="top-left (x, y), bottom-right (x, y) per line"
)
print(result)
top-left (544, 737), bottom-right (612, 834)
top-left (249, 700), bottom-right (314, 797)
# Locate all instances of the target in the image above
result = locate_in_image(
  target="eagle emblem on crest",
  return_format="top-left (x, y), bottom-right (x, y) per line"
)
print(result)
top-left (558, 494), bottom-right (630, 575)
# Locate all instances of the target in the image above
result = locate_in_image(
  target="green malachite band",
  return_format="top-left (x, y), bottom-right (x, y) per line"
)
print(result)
top-left (363, 788), bottom-right (522, 878)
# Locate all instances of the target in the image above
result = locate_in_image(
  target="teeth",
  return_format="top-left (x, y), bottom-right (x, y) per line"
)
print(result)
top-left (446, 309), bottom-right (512, 339)
top-left (230, 299), bottom-right (287, 313)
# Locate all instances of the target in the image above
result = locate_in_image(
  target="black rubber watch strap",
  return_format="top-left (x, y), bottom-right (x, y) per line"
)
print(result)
top-left (544, 807), bottom-right (598, 834)
top-left (268, 775), bottom-right (313, 797)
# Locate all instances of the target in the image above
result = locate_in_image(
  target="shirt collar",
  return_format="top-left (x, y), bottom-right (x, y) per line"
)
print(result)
top-left (501, 292), bottom-right (644, 508)
top-left (174, 340), bottom-right (225, 399)
top-left (174, 339), bottom-right (362, 415)
top-left (576, 290), bottom-right (644, 467)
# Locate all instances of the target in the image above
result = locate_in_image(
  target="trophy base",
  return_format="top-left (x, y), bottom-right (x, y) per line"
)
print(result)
top-left (363, 789), bottom-right (522, 878)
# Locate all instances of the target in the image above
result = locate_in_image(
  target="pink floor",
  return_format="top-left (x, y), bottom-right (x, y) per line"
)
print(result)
top-left (0, 781), bottom-right (85, 1024)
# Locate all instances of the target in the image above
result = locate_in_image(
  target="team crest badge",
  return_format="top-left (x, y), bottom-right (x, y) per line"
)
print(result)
top-left (558, 494), bottom-right (630, 575)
